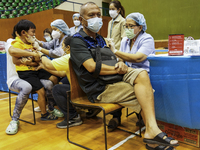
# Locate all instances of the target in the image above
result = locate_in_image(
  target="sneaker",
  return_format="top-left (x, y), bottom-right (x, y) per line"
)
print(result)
top-left (56, 114), bottom-right (83, 128)
top-left (40, 112), bottom-right (58, 121)
top-left (6, 120), bottom-right (19, 135)
top-left (50, 108), bottom-right (64, 118)
top-left (34, 105), bottom-right (48, 112)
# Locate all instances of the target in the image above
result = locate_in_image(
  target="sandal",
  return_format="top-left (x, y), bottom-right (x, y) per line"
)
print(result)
top-left (146, 144), bottom-right (175, 150)
top-left (107, 118), bottom-right (120, 132)
top-left (143, 132), bottom-right (179, 146)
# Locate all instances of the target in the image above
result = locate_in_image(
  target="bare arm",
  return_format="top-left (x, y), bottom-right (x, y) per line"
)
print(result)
top-left (9, 46), bottom-right (40, 62)
top-left (12, 57), bottom-right (38, 66)
top-left (115, 51), bottom-right (147, 63)
top-left (39, 53), bottom-right (56, 71)
top-left (36, 63), bottom-right (66, 77)
top-left (83, 58), bottom-right (127, 75)
top-left (40, 48), bottom-right (50, 56)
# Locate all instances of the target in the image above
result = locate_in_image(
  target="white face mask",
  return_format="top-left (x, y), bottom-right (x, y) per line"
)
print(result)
top-left (74, 20), bottom-right (80, 26)
top-left (82, 17), bottom-right (103, 33)
top-left (25, 33), bottom-right (35, 43)
top-left (51, 30), bottom-right (61, 39)
top-left (109, 10), bottom-right (118, 19)
top-left (45, 36), bottom-right (52, 42)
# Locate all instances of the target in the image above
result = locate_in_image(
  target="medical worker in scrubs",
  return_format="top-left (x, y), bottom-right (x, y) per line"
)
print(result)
top-left (108, 12), bottom-right (155, 128)
top-left (109, 12), bottom-right (155, 73)
top-left (70, 13), bottom-right (83, 36)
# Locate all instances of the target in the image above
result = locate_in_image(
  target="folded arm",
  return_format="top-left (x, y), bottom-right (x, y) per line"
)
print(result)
top-left (83, 58), bottom-right (128, 75)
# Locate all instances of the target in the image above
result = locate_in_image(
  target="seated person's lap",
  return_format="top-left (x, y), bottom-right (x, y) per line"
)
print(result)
top-left (17, 69), bottom-right (52, 92)
top-left (96, 68), bottom-right (144, 113)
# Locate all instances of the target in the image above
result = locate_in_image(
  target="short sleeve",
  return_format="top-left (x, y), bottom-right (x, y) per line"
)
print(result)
top-left (42, 40), bottom-right (54, 50)
top-left (52, 54), bottom-right (69, 71)
top-left (11, 41), bottom-right (23, 49)
top-left (137, 35), bottom-right (155, 56)
top-left (70, 37), bottom-right (92, 68)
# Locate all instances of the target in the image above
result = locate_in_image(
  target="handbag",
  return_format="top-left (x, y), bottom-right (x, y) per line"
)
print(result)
top-left (90, 46), bottom-right (123, 85)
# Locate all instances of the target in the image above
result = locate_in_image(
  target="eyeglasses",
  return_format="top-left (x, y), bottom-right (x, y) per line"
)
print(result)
top-left (123, 25), bottom-right (138, 29)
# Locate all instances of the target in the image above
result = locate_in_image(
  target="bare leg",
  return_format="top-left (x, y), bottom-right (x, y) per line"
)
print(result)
top-left (49, 75), bottom-right (58, 85)
top-left (134, 71), bottom-right (178, 145)
top-left (36, 87), bottom-right (47, 114)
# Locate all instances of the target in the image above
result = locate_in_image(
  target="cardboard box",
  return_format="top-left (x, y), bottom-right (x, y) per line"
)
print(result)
top-left (168, 34), bottom-right (184, 56)
top-left (157, 120), bottom-right (200, 147)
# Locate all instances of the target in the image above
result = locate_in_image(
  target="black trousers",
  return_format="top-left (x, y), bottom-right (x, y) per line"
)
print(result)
top-left (52, 84), bottom-right (77, 120)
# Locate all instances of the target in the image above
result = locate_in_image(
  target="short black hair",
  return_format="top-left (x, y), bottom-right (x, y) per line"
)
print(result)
top-left (11, 25), bottom-right (17, 39)
top-left (63, 36), bottom-right (72, 47)
top-left (15, 19), bottom-right (36, 36)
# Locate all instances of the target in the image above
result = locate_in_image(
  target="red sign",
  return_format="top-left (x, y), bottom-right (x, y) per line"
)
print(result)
top-left (168, 34), bottom-right (184, 56)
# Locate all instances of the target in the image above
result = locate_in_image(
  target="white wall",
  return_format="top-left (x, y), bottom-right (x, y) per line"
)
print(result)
top-left (55, 0), bottom-right (104, 13)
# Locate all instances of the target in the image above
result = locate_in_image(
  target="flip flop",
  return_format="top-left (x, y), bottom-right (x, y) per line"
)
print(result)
top-left (146, 144), bottom-right (175, 150)
top-left (143, 132), bottom-right (179, 146)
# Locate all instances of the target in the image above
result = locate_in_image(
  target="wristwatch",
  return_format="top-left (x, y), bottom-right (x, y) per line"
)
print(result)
top-left (40, 54), bottom-right (46, 61)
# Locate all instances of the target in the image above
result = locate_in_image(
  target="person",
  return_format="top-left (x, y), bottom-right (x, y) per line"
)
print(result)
top-left (43, 28), bottom-right (53, 42)
top-left (35, 36), bottom-right (82, 128)
top-left (70, 2), bottom-right (179, 149)
top-left (5, 26), bottom-right (38, 135)
top-left (37, 19), bottom-right (71, 58)
top-left (70, 13), bottom-right (83, 36)
top-left (108, 12), bottom-right (155, 127)
top-left (107, 0), bottom-right (126, 51)
top-left (11, 19), bottom-right (58, 122)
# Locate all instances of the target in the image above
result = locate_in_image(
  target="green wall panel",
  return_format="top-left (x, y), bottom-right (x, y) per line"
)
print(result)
top-left (120, 0), bottom-right (200, 40)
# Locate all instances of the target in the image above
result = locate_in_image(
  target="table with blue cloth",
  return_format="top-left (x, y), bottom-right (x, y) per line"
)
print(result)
top-left (148, 54), bottom-right (200, 129)
top-left (0, 53), bottom-right (38, 100)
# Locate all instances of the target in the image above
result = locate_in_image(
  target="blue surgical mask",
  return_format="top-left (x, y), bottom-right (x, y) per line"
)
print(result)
top-left (82, 17), bottom-right (103, 33)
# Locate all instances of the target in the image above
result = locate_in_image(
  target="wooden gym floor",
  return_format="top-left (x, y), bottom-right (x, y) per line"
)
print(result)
top-left (0, 91), bottom-right (198, 150)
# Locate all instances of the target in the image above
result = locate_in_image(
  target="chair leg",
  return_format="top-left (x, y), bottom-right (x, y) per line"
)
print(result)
top-left (102, 108), bottom-right (108, 150)
top-left (126, 108), bottom-right (136, 117)
top-left (9, 90), bottom-right (36, 125)
top-left (66, 91), bottom-right (92, 150)
top-left (9, 90), bottom-right (12, 118)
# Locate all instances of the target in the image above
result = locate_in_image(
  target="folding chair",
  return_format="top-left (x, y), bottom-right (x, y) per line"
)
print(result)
top-left (9, 89), bottom-right (36, 125)
top-left (67, 60), bottom-right (142, 150)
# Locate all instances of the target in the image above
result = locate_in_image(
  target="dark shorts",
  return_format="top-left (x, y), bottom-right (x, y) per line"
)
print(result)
top-left (17, 69), bottom-right (52, 92)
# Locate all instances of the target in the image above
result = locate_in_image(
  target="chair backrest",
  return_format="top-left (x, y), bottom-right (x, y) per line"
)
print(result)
top-left (69, 59), bottom-right (87, 100)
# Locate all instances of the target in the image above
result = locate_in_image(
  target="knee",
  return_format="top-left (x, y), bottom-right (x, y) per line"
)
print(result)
top-left (22, 83), bottom-right (32, 94)
top-left (52, 84), bottom-right (60, 95)
top-left (137, 70), bottom-right (150, 82)
top-left (49, 75), bottom-right (58, 85)
top-left (45, 80), bottom-right (53, 91)
top-left (41, 80), bottom-right (53, 91)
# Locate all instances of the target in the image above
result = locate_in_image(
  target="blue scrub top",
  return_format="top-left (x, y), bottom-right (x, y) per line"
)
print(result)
top-left (42, 35), bottom-right (69, 58)
top-left (70, 25), bottom-right (83, 36)
top-left (119, 32), bottom-right (155, 72)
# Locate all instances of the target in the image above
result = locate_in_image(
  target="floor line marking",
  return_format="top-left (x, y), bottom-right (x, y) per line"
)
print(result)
top-left (108, 126), bottom-right (146, 150)
top-left (0, 96), bottom-right (17, 101)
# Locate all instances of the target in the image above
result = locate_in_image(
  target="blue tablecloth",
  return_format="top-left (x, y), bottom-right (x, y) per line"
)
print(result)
top-left (0, 54), bottom-right (38, 100)
top-left (148, 54), bottom-right (200, 129)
